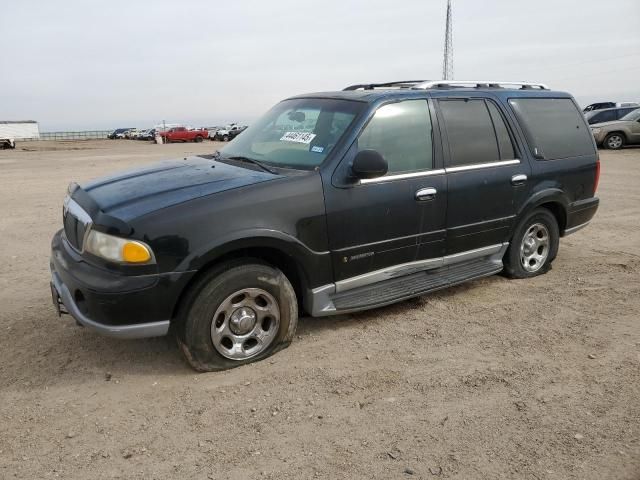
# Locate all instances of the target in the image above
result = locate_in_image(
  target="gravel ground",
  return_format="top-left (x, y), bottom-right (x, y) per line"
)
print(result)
top-left (0, 140), bottom-right (638, 479)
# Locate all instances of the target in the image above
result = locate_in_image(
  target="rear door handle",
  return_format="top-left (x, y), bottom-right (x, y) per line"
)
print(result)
top-left (511, 174), bottom-right (527, 186)
top-left (415, 187), bottom-right (437, 201)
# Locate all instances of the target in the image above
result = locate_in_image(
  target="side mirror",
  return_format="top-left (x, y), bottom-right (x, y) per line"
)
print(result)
top-left (352, 150), bottom-right (388, 179)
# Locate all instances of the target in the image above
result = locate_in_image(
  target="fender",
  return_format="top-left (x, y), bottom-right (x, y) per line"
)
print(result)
top-left (514, 187), bottom-right (569, 234)
top-left (177, 228), bottom-right (333, 290)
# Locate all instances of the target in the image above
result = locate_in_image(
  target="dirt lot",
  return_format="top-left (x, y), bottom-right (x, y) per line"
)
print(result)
top-left (0, 139), bottom-right (638, 479)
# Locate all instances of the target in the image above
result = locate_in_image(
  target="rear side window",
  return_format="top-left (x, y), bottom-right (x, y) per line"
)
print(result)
top-left (509, 98), bottom-right (594, 159)
top-left (439, 99), bottom-right (514, 167)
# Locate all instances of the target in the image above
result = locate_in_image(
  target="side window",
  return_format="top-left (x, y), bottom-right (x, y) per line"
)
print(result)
top-left (486, 101), bottom-right (516, 159)
top-left (600, 111), bottom-right (616, 122)
top-left (618, 108), bottom-right (634, 119)
top-left (508, 98), bottom-right (595, 159)
top-left (438, 99), bottom-right (500, 167)
top-left (357, 100), bottom-right (433, 174)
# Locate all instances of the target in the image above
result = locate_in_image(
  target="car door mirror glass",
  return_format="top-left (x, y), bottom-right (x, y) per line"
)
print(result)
top-left (352, 150), bottom-right (388, 179)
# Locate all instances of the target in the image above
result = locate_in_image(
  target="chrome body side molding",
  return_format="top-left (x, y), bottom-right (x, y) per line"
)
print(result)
top-left (445, 159), bottom-right (520, 173)
top-left (360, 169), bottom-right (445, 185)
top-left (305, 243), bottom-right (509, 317)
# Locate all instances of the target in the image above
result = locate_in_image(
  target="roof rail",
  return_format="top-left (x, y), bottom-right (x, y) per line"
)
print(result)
top-left (412, 80), bottom-right (549, 90)
top-left (343, 80), bottom-right (428, 91)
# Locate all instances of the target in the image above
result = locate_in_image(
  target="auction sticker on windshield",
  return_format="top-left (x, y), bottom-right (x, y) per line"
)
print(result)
top-left (280, 132), bottom-right (316, 144)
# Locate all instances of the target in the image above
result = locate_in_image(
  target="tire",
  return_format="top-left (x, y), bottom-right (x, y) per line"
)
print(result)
top-left (175, 260), bottom-right (298, 372)
top-left (503, 208), bottom-right (559, 279)
top-left (195, 135), bottom-right (203, 143)
top-left (604, 132), bottom-right (625, 150)
top-left (223, 135), bottom-right (229, 142)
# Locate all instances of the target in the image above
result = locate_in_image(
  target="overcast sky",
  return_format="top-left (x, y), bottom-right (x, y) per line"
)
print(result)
top-left (1, 0), bottom-right (639, 131)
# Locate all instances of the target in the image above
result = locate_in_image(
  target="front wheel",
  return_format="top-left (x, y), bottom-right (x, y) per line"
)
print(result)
top-left (504, 208), bottom-right (559, 279)
top-left (176, 261), bottom-right (298, 372)
top-left (222, 135), bottom-right (229, 142)
top-left (604, 133), bottom-right (624, 150)
top-left (194, 135), bottom-right (203, 143)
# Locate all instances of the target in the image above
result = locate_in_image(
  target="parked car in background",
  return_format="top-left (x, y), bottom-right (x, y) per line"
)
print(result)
top-left (108, 128), bottom-right (134, 139)
top-left (124, 128), bottom-right (141, 139)
top-left (214, 124), bottom-right (248, 141)
top-left (585, 106), bottom-right (639, 125)
top-left (0, 137), bottom-right (15, 149)
top-left (161, 126), bottom-right (208, 143)
top-left (617, 102), bottom-right (639, 108)
top-left (139, 129), bottom-right (156, 140)
top-left (590, 108), bottom-right (640, 149)
top-left (50, 79), bottom-right (599, 371)
top-left (583, 102), bottom-right (615, 113)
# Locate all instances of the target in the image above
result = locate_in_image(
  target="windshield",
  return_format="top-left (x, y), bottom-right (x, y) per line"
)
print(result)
top-left (620, 109), bottom-right (640, 121)
top-left (220, 98), bottom-right (364, 169)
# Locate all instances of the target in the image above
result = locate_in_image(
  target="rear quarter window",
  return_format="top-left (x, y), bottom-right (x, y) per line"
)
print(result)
top-left (509, 98), bottom-right (595, 159)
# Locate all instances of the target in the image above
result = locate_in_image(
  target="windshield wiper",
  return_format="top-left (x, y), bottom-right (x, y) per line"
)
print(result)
top-left (227, 156), bottom-right (277, 174)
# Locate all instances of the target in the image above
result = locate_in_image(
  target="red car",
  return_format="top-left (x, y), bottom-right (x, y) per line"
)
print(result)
top-left (161, 127), bottom-right (207, 143)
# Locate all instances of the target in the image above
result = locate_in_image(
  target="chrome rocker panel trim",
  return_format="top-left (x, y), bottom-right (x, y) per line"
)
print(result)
top-left (306, 242), bottom-right (509, 317)
top-left (564, 221), bottom-right (590, 236)
top-left (51, 272), bottom-right (170, 339)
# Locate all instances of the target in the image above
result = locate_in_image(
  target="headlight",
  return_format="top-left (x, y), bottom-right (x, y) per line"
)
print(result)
top-left (591, 128), bottom-right (601, 135)
top-left (84, 230), bottom-right (154, 264)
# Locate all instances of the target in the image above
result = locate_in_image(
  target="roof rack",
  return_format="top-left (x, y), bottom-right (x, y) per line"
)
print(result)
top-left (412, 80), bottom-right (549, 90)
top-left (343, 80), bottom-right (428, 91)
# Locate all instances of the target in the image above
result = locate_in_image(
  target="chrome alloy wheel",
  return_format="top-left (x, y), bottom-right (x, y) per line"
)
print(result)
top-left (606, 134), bottom-right (623, 149)
top-left (210, 288), bottom-right (280, 360)
top-left (520, 223), bottom-right (550, 273)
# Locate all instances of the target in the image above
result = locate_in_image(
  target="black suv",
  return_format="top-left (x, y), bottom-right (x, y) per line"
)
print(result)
top-left (50, 80), bottom-right (600, 371)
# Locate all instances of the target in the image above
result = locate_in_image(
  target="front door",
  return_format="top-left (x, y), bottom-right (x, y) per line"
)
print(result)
top-left (325, 99), bottom-right (447, 286)
top-left (435, 96), bottom-right (531, 254)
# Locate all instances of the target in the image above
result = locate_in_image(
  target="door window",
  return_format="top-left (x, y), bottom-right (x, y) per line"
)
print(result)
top-left (439, 99), bottom-right (504, 167)
top-left (357, 100), bottom-right (433, 174)
top-left (486, 101), bottom-right (516, 159)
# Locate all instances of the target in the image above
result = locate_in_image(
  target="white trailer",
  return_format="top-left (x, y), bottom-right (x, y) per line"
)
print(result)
top-left (0, 120), bottom-right (40, 148)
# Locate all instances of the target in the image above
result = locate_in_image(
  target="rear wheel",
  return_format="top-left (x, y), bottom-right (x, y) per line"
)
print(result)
top-left (195, 135), bottom-right (203, 143)
top-left (176, 261), bottom-right (298, 372)
top-left (504, 208), bottom-right (559, 279)
top-left (604, 132), bottom-right (624, 150)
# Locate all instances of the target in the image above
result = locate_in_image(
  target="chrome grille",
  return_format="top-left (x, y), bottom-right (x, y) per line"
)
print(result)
top-left (62, 197), bottom-right (92, 251)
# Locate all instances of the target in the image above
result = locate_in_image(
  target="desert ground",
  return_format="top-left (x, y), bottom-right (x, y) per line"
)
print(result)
top-left (0, 139), bottom-right (638, 479)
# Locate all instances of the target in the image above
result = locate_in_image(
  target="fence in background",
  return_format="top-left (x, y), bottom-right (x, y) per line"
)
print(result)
top-left (38, 130), bottom-right (112, 140)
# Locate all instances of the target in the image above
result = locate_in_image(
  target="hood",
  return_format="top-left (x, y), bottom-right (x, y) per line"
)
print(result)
top-left (591, 120), bottom-right (633, 128)
top-left (80, 156), bottom-right (280, 221)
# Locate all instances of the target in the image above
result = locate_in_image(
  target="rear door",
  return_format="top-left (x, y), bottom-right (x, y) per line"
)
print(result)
top-left (435, 96), bottom-right (531, 254)
top-left (325, 98), bottom-right (447, 284)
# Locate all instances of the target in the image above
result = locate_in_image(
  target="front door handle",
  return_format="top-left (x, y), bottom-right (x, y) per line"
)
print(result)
top-left (511, 174), bottom-right (528, 186)
top-left (415, 187), bottom-right (437, 201)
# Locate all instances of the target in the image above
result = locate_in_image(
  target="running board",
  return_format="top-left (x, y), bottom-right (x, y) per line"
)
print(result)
top-left (313, 258), bottom-right (500, 315)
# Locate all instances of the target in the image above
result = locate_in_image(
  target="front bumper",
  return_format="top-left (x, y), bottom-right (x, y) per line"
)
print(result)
top-left (50, 230), bottom-right (194, 339)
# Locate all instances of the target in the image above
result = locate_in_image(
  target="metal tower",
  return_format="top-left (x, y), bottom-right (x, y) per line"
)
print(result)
top-left (442, 0), bottom-right (453, 80)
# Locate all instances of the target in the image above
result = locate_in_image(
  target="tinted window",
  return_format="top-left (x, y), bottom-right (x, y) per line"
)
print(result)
top-left (357, 100), bottom-right (433, 174)
top-left (439, 99), bottom-right (499, 166)
top-left (618, 108), bottom-right (636, 119)
top-left (509, 98), bottom-right (594, 159)
top-left (486, 101), bottom-right (516, 159)
top-left (600, 111), bottom-right (616, 122)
